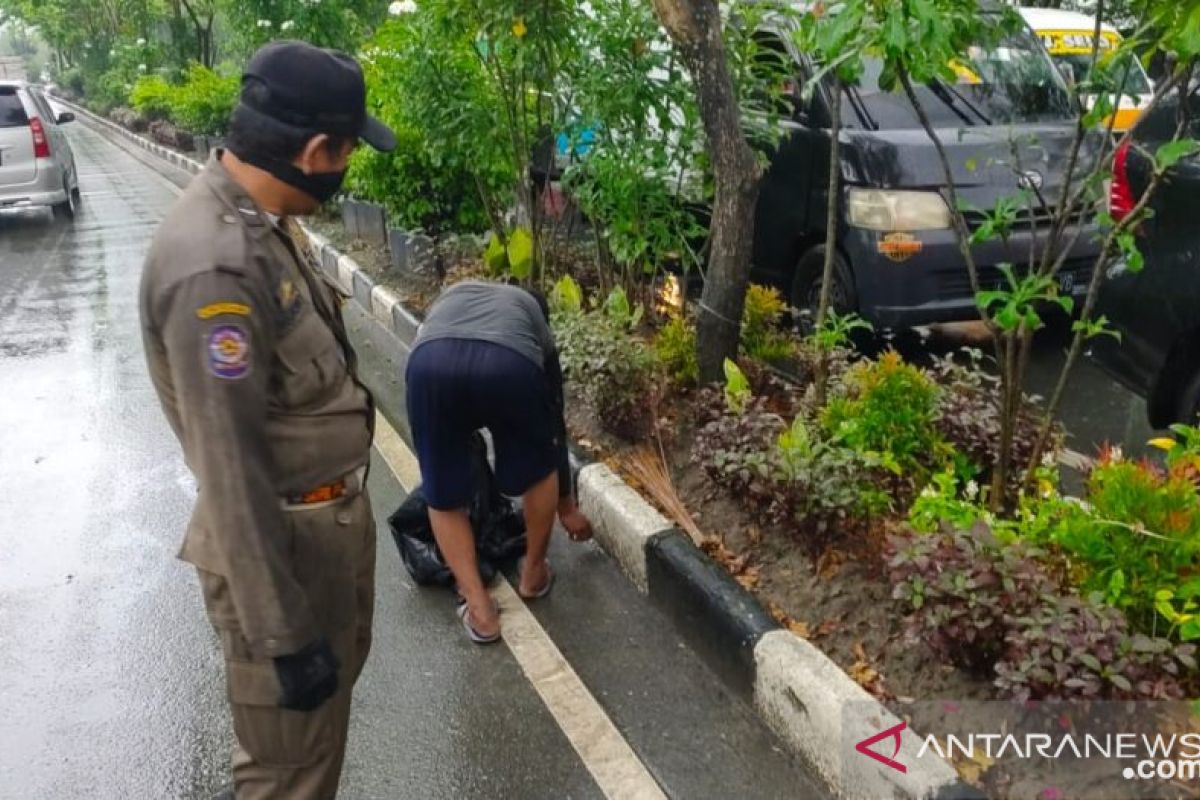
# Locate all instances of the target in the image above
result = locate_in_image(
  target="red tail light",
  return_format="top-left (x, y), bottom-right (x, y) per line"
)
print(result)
top-left (29, 117), bottom-right (49, 159)
top-left (1110, 139), bottom-right (1136, 222)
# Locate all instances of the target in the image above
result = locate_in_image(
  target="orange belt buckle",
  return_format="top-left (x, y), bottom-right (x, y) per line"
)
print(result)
top-left (289, 479), bottom-right (347, 506)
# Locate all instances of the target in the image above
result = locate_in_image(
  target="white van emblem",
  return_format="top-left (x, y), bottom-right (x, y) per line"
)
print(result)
top-left (1018, 170), bottom-right (1044, 191)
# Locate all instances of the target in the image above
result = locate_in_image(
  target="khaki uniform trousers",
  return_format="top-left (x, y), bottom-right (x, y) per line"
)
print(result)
top-left (199, 491), bottom-right (376, 800)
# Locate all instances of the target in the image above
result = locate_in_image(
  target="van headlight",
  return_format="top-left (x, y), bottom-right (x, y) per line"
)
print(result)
top-left (847, 189), bottom-right (952, 231)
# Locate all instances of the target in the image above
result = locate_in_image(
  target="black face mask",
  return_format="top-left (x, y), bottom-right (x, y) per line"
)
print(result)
top-left (233, 148), bottom-right (346, 205)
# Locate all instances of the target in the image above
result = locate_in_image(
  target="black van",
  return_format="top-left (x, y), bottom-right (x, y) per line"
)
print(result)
top-left (752, 17), bottom-right (1103, 328)
top-left (1093, 89), bottom-right (1200, 427)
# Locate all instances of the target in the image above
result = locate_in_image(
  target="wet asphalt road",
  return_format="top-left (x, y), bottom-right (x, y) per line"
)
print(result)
top-left (0, 112), bottom-right (825, 797)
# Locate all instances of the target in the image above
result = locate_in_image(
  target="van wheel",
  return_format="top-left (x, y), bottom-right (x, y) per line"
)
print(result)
top-left (52, 179), bottom-right (75, 220)
top-left (791, 246), bottom-right (857, 331)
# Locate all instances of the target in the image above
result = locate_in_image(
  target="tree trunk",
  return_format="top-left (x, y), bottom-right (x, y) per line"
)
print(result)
top-left (652, 0), bottom-right (763, 383)
top-left (813, 79), bottom-right (844, 407)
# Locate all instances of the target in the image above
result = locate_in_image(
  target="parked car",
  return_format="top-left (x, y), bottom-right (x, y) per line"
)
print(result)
top-left (0, 81), bottom-right (79, 219)
top-left (751, 13), bottom-right (1103, 329)
top-left (1093, 90), bottom-right (1200, 426)
top-left (1020, 7), bottom-right (1155, 134)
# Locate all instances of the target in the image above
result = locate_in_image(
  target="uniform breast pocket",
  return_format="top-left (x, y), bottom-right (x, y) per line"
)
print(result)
top-left (275, 312), bottom-right (345, 408)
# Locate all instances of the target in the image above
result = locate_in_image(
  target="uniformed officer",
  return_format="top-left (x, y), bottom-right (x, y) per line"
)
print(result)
top-left (139, 41), bottom-right (396, 799)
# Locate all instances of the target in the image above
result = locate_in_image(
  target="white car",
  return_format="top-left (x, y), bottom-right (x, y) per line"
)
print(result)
top-left (0, 81), bottom-right (80, 219)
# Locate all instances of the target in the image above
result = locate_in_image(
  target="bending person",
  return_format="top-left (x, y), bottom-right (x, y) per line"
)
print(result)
top-left (406, 280), bottom-right (593, 643)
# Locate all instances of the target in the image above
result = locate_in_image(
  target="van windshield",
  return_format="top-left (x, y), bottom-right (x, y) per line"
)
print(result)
top-left (1051, 52), bottom-right (1153, 97)
top-left (846, 30), bottom-right (1074, 129)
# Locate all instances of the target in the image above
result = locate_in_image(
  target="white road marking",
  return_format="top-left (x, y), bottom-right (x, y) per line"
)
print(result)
top-left (373, 411), bottom-right (667, 800)
top-left (372, 409), bottom-right (421, 490)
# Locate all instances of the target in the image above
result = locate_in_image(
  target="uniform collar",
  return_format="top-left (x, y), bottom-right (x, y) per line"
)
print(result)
top-left (200, 149), bottom-right (276, 240)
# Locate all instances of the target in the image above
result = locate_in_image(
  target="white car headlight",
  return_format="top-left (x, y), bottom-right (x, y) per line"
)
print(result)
top-left (847, 189), bottom-right (952, 231)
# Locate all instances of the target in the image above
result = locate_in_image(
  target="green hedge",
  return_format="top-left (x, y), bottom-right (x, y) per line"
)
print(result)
top-left (127, 66), bottom-right (239, 136)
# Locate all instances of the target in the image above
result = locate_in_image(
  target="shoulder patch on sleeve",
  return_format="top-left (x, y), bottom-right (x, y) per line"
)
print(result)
top-left (207, 324), bottom-right (251, 380)
top-left (197, 302), bottom-right (251, 320)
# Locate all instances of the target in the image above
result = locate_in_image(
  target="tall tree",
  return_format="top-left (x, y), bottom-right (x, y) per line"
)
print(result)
top-left (175, 0), bottom-right (217, 67)
top-left (651, 0), bottom-right (763, 382)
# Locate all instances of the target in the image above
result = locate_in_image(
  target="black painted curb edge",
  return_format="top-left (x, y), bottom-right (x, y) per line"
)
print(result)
top-left (646, 529), bottom-right (777, 699)
top-left (68, 99), bottom-right (980, 800)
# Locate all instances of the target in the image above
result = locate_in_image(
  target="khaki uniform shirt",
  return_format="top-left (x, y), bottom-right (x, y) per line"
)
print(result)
top-left (139, 152), bottom-right (373, 659)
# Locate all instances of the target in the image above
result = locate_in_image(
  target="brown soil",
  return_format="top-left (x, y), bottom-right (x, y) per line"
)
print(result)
top-left (565, 387), bottom-right (991, 707)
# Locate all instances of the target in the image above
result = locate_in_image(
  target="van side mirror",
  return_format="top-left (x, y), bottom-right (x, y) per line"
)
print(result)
top-left (56, 112), bottom-right (75, 124)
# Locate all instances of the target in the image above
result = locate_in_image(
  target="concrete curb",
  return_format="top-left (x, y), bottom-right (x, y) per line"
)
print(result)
top-left (69, 99), bottom-right (977, 800)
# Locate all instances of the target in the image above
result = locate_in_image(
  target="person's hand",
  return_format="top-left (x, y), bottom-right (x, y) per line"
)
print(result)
top-left (274, 637), bottom-right (339, 711)
top-left (558, 497), bottom-right (594, 542)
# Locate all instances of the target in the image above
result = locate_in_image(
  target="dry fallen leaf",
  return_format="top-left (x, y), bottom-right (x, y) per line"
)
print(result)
top-left (735, 566), bottom-right (761, 590)
top-left (767, 601), bottom-right (789, 626)
top-left (816, 549), bottom-right (846, 580)
top-left (848, 640), bottom-right (888, 696)
top-left (786, 619), bottom-right (811, 639)
top-left (954, 752), bottom-right (995, 783)
top-left (747, 525), bottom-right (763, 546)
top-left (726, 553), bottom-right (750, 575)
top-left (849, 660), bottom-right (879, 688)
top-left (813, 620), bottom-right (840, 639)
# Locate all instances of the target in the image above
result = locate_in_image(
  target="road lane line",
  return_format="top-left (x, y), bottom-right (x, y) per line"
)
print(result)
top-left (489, 580), bottom-right (667, 799)
top-left (372, 412), bottom-right (667, 800)
top-left (373, 409), bottom-right (422, 490)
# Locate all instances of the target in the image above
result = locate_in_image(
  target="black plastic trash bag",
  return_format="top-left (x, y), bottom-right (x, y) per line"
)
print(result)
top-left (388, 432), bottom-right (526, 588)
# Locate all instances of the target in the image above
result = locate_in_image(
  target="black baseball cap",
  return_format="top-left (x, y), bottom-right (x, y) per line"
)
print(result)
top-left (241, 40), bottom-right (396, 152)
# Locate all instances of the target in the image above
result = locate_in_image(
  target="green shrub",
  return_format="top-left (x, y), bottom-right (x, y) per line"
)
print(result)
top-left (888, 526), bottom-right (1195, 701)
top-left (910, 444), bottom-right (1200, 642)
top-left (346, 125), bottom-right (491, 233)
top-left (130, 75), bottom-right (174, 121)
top-left (56, 67), bottom-right (87, 99)
top-left (554, 303), bottom-right (659, 441)
top-left (692, 402), bottom-right (890, 552)
top-left (740, 284), bottom-right (794, 363)
top-left (1053, 453), bottom-right (1200, 636)
top-left (88, 69), bottom-right (133, 115)
top-left (822, 351), bottom-right (948, 478)
top-left (549, 275), bottom-right (583, 316)
top-left (566, 146), bottom-right (708, 281)
top-left (930, 348), bottom-right (1064, 504)
top-left (347, 12), bottom-right (515, 235)
top-left (654, 316), bottom-right (699, 386)
top-left (169, 66), bottom-right (238, 136)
